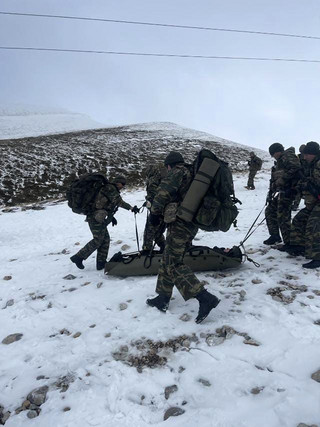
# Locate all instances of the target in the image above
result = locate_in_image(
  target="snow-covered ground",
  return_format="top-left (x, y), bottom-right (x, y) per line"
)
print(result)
top-left (1, 171), bottom-right (320, 427)
top-left (0, 104), bottom-right (105, 140)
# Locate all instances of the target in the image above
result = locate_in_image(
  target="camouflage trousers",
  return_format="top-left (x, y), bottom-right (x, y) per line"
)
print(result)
top-left (156, 219), bottom-right (203, 301)
top-left (76, 217), bottom-right (110, 263)
top-left (247, 170), bottom-right (257, 188)
top-left (290, 203), bottom-right (320, 260)
top-left (142, 213), bottom-right (165, 251)
top-left (265, 194), bottom-right (293, 244)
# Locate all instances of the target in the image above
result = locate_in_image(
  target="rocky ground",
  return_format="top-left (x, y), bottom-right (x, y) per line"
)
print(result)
top-left (0, 122), bottom-right (269, 206)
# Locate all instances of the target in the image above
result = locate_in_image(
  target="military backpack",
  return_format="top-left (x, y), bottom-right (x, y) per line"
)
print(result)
top-left (66, 173), bottom-right (108, 215)
top-left (177, 149), bottom-right (240, 232)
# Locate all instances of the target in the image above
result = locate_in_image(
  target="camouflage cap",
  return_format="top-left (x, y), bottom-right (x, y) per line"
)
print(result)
top-left (164, 151), bottom-right (184, 166)
top-left (114, 175), bottom-right (126, 185)
top-left (303, 141), bottom-right (320, 155)
top-left (269, 143), bottom-right (284, 156)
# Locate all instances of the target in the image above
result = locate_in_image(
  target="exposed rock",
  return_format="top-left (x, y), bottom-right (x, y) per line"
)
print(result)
top-left (313, 320), bottom-right (320, 325)
top-left (89, 324), bottom-right (96, 328)
top-left (179, 313), bottom-right (191, 322)
top-left (2, 333), bottom-right (23, 344)
top-left (164, 385), bottom-right (178, 400)
top-left (73, 332), bottom-right (81, 338)
top-left (2, 299), bottom-right (14, 309)
top-left (3, 276), bottom-right (12, 281)
top-left (198, 378), bottom-right (211, 387)
top-left (54, 374), bottom-right (75, 392)
top-left (216, 325), bottom-right (236, 338)
top-left (0, 410), bottom-right (10, 424)
top-left (250, 386), bottom-right (264, 394)
top-left (104, 333), bottom-right (111, 338)
top-left (121, 244), bottom-right (130, 251)
top-left (311, 369), bottom-right (320, 383)
top-left (163, 407), bottom-right (185, 421)
top-left (178, 366), bottom-right (185, 373)
top-left (97, 282), bottom-right (103, 289)
top-left (119, 303), bottom-right (128, 311)
top-left (68, 287), bottom-right (77, 292)
top-left (297, 424), bottom-right (319, 427)
top-left (243, 338), bottom-right (261, 346)
top-left (27, 386), bottom-right (49, 406)
top-left (63, 274), bottom-right (76, 280)
top-left (239, 290), bottom-right (246, 300)
top-left (27, 410), bottom-right (38, 419)
top-left (63, 407), bottom-right (71, 412)
top-left (81, 281), bottom-right (91, 286)
top-left (60, 329), bottom-right (71, 336)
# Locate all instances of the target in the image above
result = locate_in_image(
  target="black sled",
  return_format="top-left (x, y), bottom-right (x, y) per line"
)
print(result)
top-left (105, 245), bottom-right (243, 277)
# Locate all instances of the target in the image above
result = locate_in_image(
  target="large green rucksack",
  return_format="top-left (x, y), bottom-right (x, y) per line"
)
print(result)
top-left (66, 173), bottom-right (108, 215)
top-left (177, 149), bottom-right (240, 232)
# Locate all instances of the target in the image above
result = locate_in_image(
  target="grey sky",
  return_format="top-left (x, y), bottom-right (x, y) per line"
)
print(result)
top-left (0, 0), bottom-right (320, 150)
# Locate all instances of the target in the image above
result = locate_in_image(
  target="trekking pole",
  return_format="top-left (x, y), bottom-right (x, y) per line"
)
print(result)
top-left (134, 213), bottom-right (140, 252)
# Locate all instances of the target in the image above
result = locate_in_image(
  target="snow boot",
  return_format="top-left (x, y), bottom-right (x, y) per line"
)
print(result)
top-left (263, 234), bottom-right (282, 245)
top-left (146, 294), bottom-right (170, 312)
top-left (277, 244), bottom-right (292, 252)
top-left (195, 289), bottom-right (220, 324)
top-left (302, 260), bottom-right (320, 269)
top-left (96, 259), bottom-right (106, 271)
top-left (70, 254), bottom-right (84, 270)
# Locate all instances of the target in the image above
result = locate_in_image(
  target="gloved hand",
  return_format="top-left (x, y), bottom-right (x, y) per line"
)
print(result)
top-left (131, 205), bottom-right (140, 214)
top-left (111, 217), bottom-right (117, 227)
top-left (149, 213), bottom-right (161, 226)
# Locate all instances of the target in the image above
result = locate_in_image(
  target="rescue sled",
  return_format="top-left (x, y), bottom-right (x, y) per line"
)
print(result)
top-left (104, 245), bottom-right (243, 277)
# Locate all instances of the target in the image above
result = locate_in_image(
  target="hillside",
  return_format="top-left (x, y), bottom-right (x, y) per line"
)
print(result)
top-left (0, 122), bottom-right (269, 207)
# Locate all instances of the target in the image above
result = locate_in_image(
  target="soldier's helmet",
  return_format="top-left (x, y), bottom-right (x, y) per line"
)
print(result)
top-left (250, 151), bottom-right (255, 156)
top-left (303, 141), bottom-right (320, 155)
top-left (299, 144), bottom-right (306, 154)
top-left (269, 143), bottom-right (284, 156)
top-left (164, 151), bottom-right (184, 166)
top-left (114, 175), bottom-right (126, 185)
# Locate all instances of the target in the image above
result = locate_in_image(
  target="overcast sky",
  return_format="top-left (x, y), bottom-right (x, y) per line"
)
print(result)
top-left (0, 0), bottom-right (320, 150)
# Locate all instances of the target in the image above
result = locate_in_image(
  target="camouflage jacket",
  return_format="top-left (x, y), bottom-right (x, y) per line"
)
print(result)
top-left (151, 164), bottom-right (192, 216)
top-left (248, 155), bottom-right (262, 171)
top-left (145, 164), bottom-right (167, 203)
top-left (270, 147), bottom-right (301, 191)
top-left (300, 156), bottom-right (320, 206)
top-left (91, 183), bottom-right (132, 223)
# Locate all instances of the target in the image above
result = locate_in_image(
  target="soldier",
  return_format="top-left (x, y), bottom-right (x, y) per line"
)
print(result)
top-left (292, 144), bottom-right (306, 210)
top-left (283, 141), bottom-right (320, 268)
top-left (142, 164), bottom-right (167, 254)
top-left (70, 175), bottom-right (139, 270)
top-left (245, 151), bottom-right (262, 190)
top-left (264, 143), bottom-right (301, 246)
top-left (146, 151), bottom-right (220, 324)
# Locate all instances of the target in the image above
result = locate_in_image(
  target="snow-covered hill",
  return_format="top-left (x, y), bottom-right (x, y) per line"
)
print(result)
top-left (1, 173), bottom-right (320, 427)
top-left (0, 118), bottom-right (270, 207)
top-left (0, 104), bottom-right (105, 140)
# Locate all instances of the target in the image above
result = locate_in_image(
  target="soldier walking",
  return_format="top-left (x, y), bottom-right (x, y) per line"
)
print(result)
top-left (146, 151), bottom-right (220, 324)
top-left (264, 143), bottom-right (301, 246)
top-left (281, 141), bottom-right (320, 269)
top-left (142, 164), bottom-right (167, 253)
top-left (245, 151), bottom-right (262, 190)
top-left (70, 175), bottom-right (139, 270)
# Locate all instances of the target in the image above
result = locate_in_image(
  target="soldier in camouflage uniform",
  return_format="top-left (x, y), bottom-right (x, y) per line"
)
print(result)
top-left (142, 164), bottom-right (167, 253)
top-left (146, 151), bottom-right (220, 324)
top-left (70, 175), bottom-right (139, 270)
top-left (282, 141), bottom-right (320, 268)
top-left (264, 143), bottom-right (301, 246)
top-left (245, 151), bottom-right (262, 190)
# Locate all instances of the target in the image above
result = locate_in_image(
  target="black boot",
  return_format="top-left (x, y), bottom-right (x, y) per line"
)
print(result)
top-left (146, 294), bottom-right (170, 312)
top-left (96, 259), bottom-right (106, 271)
top-left (263, 235), bottom-right (282, 245)
top-left (70, 254), bottom-right (84, 270)
top-left (302, 260), bottom-right (320, 269)
top-left (195, 289), bottom-right (220, 324)
top-left (277, 244), bottom-right (292, 252)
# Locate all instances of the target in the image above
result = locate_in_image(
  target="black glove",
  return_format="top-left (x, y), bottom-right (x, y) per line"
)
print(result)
top-left (131, 205), bottom-right (140, 214)
top-left (111, 217), bottom-right (117, 227)
top-left (149, 213), bottom-right (161, 226)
